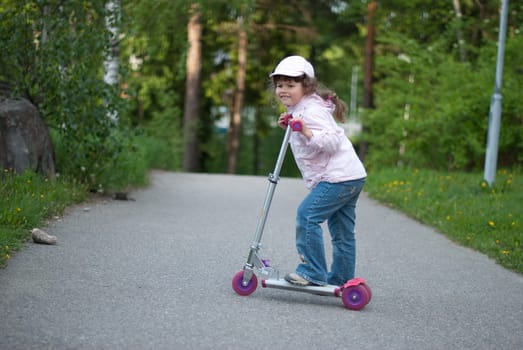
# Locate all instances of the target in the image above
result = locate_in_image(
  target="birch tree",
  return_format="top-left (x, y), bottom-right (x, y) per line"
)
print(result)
top-left (104, 0), bottom-right (121, 121)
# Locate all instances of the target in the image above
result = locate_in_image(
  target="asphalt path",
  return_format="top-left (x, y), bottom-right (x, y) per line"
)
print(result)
top-left (1, 171), bottom-right (522, 350)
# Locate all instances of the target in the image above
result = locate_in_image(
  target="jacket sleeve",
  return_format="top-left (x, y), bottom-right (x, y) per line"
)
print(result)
top-left (301, 110), bottom-right (342, 156)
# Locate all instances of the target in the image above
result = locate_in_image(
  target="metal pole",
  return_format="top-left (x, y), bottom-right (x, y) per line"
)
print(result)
top-left (484, 0), bottom-right (509, 186)
top-left (350, 66), bottom-right (358, 119)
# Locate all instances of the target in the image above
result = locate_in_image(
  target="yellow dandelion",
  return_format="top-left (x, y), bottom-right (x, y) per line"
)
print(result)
top-left (16, 207), bottom-right (22, 213)
top-left (488, 220), bottom-right (495, 228)
top-left (480, 181), bottom-right (487, 189)
top-left (501, 250), bottom-right (510, 255)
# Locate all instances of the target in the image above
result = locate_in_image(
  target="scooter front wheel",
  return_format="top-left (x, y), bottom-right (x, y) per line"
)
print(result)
top-left (232, 271), bottom-right (258, 296)
top-left (341, 284), bottom-right (370, 310)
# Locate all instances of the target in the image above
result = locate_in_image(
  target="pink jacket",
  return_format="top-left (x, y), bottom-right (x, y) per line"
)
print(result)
top-left (287, 93), bottom-right (367, 189)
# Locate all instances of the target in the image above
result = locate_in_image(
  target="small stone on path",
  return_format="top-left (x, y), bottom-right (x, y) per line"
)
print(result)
top-left (31, 228), bottom-right (57, 245)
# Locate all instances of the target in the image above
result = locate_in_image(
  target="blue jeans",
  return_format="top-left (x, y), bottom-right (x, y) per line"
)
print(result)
top-left (294, 178), bottom-right (365, 286)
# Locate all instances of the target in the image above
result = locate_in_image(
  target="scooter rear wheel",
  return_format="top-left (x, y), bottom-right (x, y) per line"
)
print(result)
top-left (361, 283), bottom-right (372, 302)
top-left (341, 284), bottom-right (370, 310)
top-left (232, 271), bottom-right (258, 296)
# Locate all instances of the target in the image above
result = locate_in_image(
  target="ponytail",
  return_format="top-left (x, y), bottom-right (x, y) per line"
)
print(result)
top-left (318, 90), bottom-right (348, 123)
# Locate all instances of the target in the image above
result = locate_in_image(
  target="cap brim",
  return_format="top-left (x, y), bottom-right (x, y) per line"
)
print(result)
top-left (269, 70), bottom-right (304, 78)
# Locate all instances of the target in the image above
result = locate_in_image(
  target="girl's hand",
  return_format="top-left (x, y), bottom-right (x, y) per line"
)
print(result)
top-left (277, 114), bottom-right (313, 139)
top-left (290, 116), bottom-right (313, 139)
top-left (277, 113), bottom-right (289, 129)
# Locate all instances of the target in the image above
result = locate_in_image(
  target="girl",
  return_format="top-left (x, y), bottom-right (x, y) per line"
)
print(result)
top-left (271, 55), bottom-right (367, 286)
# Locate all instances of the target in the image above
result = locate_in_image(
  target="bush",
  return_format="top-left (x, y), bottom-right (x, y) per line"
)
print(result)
top-left (363, 33), bottom-right (523, 171)
top-left (52, 129), bottom-right (149, 193)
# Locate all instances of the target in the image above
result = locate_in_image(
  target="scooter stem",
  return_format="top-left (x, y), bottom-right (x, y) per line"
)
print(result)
top-left (247, 125), bottom-right (293, 259)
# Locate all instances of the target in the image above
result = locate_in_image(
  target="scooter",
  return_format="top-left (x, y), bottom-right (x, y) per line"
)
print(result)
top-left (231, 115), bottom-right (371, 310)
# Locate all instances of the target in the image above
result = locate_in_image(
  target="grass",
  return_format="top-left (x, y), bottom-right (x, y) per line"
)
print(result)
top-left (0, 169), bottom-right (87, 267)
top-left (365, 167), bottom-right (522, 274)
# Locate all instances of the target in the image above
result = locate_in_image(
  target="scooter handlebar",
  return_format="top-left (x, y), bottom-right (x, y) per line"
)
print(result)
top-left (282, 114), bottom-right (302, 132)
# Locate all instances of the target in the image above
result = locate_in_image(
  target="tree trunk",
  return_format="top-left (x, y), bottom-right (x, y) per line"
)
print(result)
top-left (183, 4), bottom-right (202, 172)
top-left (358, 0), bottom-right (377, 163)
top-left (104, 0), bottom-right (120, 121)
top-left (226, 17), bottom-right (247, 174)
top-left (452, 0), bottom-right (467, 61)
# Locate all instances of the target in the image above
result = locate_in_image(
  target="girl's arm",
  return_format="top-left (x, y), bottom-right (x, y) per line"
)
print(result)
top-left (293, 115), bottom-right (343, 155)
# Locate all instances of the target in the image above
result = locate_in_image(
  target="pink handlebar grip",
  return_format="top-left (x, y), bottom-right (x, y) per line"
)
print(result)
top-left (283, 114), bottom-right (302, 132)
top-left (290, 120), bottom-right (302, 132)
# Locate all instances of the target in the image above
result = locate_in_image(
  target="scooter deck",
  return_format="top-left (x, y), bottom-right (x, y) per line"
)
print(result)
top-left (261, 278), bottom-right (341, 297)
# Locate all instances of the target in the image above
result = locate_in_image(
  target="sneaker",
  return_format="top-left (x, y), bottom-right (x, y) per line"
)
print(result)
top-left (285, 273), bottom-right (312, 286)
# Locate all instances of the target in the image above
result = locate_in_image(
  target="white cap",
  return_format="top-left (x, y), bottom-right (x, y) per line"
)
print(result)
top-left (270, 55), bottom-right (315, 78)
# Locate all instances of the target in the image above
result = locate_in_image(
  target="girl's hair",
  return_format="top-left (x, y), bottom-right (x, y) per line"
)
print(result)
top-left (271, 75), bottom-right (348, 122)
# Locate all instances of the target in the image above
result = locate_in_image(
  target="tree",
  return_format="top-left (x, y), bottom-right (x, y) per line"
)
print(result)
top-left (0, 0), bottom-right (125, 188)
top-left (104, 0), bottom-right (121, 121)
top-left (359, 0), bottom-right (377, 162)
top-left (226, 15), bottom-right (247, 174)
top-left (183, 3), bottom-right (202, 172)
top-left (452, 0), bottom-right (467, 61)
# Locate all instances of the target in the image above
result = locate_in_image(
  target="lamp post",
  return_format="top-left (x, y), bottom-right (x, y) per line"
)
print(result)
top-left (484, 0), bottom-right (509, 186)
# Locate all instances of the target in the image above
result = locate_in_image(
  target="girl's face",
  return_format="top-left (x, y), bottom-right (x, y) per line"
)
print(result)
top-left (275, 78), bottom-right (305, 107)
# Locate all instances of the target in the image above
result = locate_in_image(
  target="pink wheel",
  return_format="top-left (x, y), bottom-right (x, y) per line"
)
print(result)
top-left (361, 283), bottom-right (372, 303)
top-left (341, 284), bottom-right (370, 310)
top-left (232, 271), bottom-right (258, 296)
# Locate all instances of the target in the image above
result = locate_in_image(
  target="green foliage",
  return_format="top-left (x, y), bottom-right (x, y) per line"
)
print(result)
top-left (119, 0), bottom-right (188, 171)
top-left (363, 33), bottom-right (522, 171)
top-left (365, 167), bottom-right (522, 274)
top-left (134, 134), bottom-right (181, 170)
top-left (479, 36), bottom-right (523, 167)
top-left (0, 0), bottom-right (141, 191)
top-left (0, 169), bottom-right (87, 266)
top-left (52, 129), bottom-right (149, 192)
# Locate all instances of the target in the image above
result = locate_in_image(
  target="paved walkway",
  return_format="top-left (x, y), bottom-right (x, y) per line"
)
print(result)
top-left (1, 171), bottom-right (522, 349)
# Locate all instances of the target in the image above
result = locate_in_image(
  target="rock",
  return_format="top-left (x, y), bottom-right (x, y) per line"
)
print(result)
top-left (31, 228), bottom-right (57, 245)
top-left (0, 82), bottom-right (56, 178)
top-left (114, 192), bottom-right (129, 200)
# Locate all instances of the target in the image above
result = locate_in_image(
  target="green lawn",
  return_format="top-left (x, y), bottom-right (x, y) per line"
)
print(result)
top-left (0, 170), bottom-right (87, 266)
top-left (365, 167), bottom-right (522, 274)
